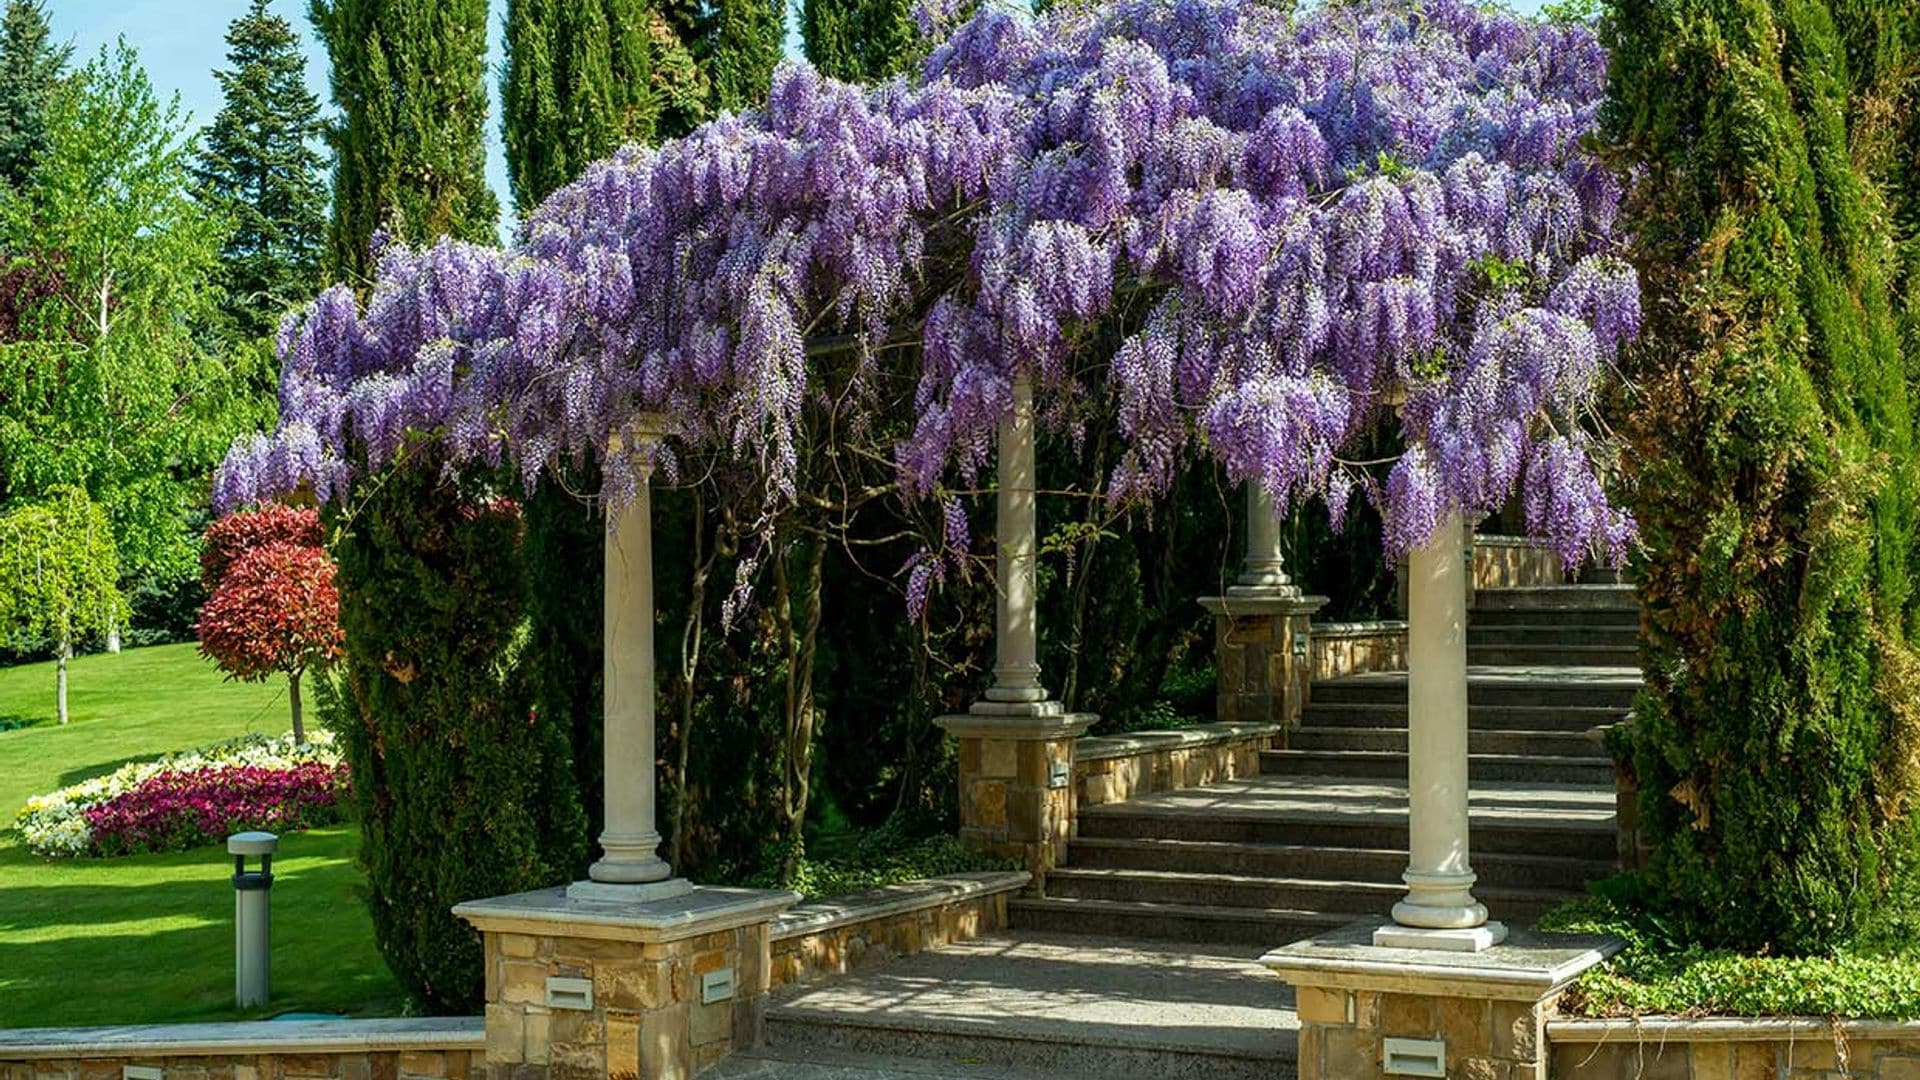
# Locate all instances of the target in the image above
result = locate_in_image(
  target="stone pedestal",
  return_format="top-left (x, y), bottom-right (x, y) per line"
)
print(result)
top-left (937, 709), bottom-right (1093, 880)
top-left (1261, 923), bottom-right (1622, 1080)
top-left (454, 885), bottom-right (798, 1079)
top-left (1199, 593), bottom-right (1327, 731)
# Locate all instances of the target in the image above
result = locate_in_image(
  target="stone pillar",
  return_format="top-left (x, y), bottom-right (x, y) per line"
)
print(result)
top-left (457, 413), bottom-right (798, 1079)
top-left (1262, 924), bottom-right (1622, 1080)
top-left (1376, 513), bottom-right (1503, 951)
top-left (938, 376), bottom-right (1094, 880)
top-left (1199, 482), bottom-right (1326, 733)
top-left (583, 418), bottom-right (681, 896)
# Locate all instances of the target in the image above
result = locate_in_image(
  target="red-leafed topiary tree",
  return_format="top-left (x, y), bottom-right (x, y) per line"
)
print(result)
top-left (200, 502), bottom-right (324, 586)
top-left (197, 508), bottom-right (341, 743)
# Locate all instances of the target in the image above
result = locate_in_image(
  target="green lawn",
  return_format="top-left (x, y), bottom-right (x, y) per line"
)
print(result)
top-left (0, 644), bottom-right (404, 1028)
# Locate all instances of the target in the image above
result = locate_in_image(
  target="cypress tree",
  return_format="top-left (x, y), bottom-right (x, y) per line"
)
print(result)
top-left (1608, 0), bottom-right (1920, 952)
top-left (802, 0), bottom-right (918, 83)
top-left (704, 0), bottom-right (784, 114)
top-left (195, 0), bottom-right (327, 340)
top-left (502, 0), bottom-right (706, 213)
top-left (309, 0), bottom-right (498, 282)
top-left (0, 0), bottom-right (69, 192)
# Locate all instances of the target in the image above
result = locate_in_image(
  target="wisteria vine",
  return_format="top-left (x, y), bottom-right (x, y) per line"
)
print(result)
top-left (216, 0), bottom-right (1639, 572)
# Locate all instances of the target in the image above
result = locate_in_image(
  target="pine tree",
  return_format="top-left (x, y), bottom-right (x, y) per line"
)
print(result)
top-left (310, 0), bottom-right (498, 282)
top-left (0, 0), bottom-right (69, 192)
top-left (195, 0), bottom-right (327, 340)
top-left (502, 0), bottom-right (705, 213)
top-left (802, 0), bottom-right (917, 83)
top-left (704, 0), bottom-right (784, 115)
top-left (1608, 0), bottom-right (1920, 952)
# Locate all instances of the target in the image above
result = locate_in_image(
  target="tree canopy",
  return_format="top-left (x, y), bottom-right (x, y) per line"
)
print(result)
top-left (1, 44), bottom-right (259, 585)
top-left (0, 0), bottom-right (68, 192)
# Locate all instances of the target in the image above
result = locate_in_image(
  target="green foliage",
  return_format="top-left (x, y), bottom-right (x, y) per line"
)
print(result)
top-left (310, 0), bottom-right (499, 282)
top-left (195, 0), bottom-right (328, 340)
top-left (0, 44), bottom-right (262, 587)
top-left (1542, 883), bottom-right (1920, 1019)
top-left (702, 0), bottom-right (784, 115)
top-left (802, 0), bottom-right (919, 83)
top-left (738, 818), bottom-right (1017, 901)
top-left (0, 0), bottom-right (67, 192)
top-left (0, 485), bottom-right (126, 653)
top-left (325, 462), bottom-right (587, 1012)
top-left (1607, 0), bottom-right (1920, 952)
top-left (502, 0), bottom-right (706, 212)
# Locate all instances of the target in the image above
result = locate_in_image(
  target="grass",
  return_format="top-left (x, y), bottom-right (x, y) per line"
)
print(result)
top-left (0, 643), bottom-right (404, 1028)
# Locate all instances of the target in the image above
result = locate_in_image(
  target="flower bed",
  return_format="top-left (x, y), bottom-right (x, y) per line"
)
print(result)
top-left (16, 731), bottom-right (349, 856)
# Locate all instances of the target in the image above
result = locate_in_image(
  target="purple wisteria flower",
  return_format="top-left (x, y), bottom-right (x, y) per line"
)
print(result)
top-left (217, 0), bottom-right (1638, 568)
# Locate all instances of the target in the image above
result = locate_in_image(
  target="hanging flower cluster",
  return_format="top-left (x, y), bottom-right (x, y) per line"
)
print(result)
top-left (215, 0), bottom-right (1638, 565)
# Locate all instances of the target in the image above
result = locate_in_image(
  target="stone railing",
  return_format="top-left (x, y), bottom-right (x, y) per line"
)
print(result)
top-left (1309, 620), bottom-right (1408, 681)
top-left (1471, 534), bottom-right (1566, 591)
top-left (1548, 1017), bottom-right (1920, 1077)
top-left (0, 1017), bottom-right (482, 1080)
top-left (767, 871), bottom-right (1028, 989)
top-left (1073, 721), bottom-right (1277, 807)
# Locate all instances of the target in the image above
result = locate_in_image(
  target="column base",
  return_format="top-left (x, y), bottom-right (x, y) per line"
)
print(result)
top-left (567, 875), bottom-right (695, 904)
top-left (1261, 921), bottom-right (1624, 1080)
top-left (1373, 920), bottom-right (1508, 953)
top-left (939, 706), bottom-right (1095, 879)
top-left (455, 884), bottom-right (799, 1080)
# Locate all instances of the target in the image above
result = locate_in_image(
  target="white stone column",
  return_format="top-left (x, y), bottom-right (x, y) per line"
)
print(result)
top-left (1232, 481), bottom-right (1297, 597)
top-left (983, 376), bottom-right (1048, 706)
top-left (573, 417), bottom-right (691, 903)
top-left (1375, 512), bottom-right (1505, 951)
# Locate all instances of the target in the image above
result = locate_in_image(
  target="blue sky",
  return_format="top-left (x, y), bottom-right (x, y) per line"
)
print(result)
top-left (51, 0), bottom-right (1549, 239)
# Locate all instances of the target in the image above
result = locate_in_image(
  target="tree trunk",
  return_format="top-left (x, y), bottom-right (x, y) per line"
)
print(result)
top-left (56, 637), bottom-right (71, 725)
top-left (288, 670), bottom-right (306, 744)
top-left (775, 536), bottom-right (826, 884)
top-left (106, 622), bottom-right (120, 654)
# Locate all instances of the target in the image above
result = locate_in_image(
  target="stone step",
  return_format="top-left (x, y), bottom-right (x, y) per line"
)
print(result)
top-left (1469, 605), bottom-right (1640, 628)
top-left (1042, 867), bottom-right (1572, 921)
top-left (1008, 895), bottom-right (1349, 947)
top-left (757, 933), bottom-right (1298, 1080)
top-left (1296, 701), bottom-right (1625, 732)
top-left (1309, 671), bottom-right (1640, 710)
top-left (1472, 584), bottom-right (1639, 611)
top-left (1466, 625), bottom-right (1640, 648)
top-left (1284, 726), bottom-right (1605, 757)
top-left (1260, 748), bottom-right (1614, 786)
top-left (1076, 804), bottom-right (1615, 861)
top-left (1066, 836), bottom-right (1613, 891)
top-left (1466, 643), bottom-right (1639, 667)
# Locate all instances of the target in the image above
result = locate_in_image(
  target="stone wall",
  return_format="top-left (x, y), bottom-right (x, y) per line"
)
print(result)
top-left (0, 1019), bottom-right (481, 1080)
top-left (1471, 535), bottom-right (1566, 590)
top-left (1294, 986), bottom-right (1552, 1079)
top-left (1073, 722), bottom-right (1277, 807)
top-left (768, 872), bottom-right (1027, 989)
top-left (1309, 621), bottom-right (1408, 681)
top-left (1549, 1019), bottom-right (1920, 1078)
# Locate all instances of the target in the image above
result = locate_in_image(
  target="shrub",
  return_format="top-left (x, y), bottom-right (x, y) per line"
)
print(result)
top-left (1606, 0), bottom-right (1920, 951)
top-left (325, 461), bottom-right (587, 1013)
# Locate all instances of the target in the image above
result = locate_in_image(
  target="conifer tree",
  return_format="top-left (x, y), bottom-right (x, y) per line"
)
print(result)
top-left (196, 0), bottom-right (327, 340)
top-left (704, 0), bottom-right (784, 114)
top-left (1608, 0), bottom-right (1920, 952)
top-left (0, 0), bottom-right (69, 192)
top-left (310, 0), bottom-right (497, 282)
top-left (802, 0), bottom-right (917, 83)
top-left (502, 0), bottom-right (705, 213)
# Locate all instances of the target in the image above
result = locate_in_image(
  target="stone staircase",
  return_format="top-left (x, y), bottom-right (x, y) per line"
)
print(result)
top-left (1010, 581), bottom-right (1639, 946)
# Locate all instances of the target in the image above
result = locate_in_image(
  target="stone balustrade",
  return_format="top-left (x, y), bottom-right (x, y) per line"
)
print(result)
top-left (1471, 534), bottom-right (1566, 591)
top-left (0, 1018), bottom-right (482, 1080)
top-left (1309, 620), bottom-right (1409, 681)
